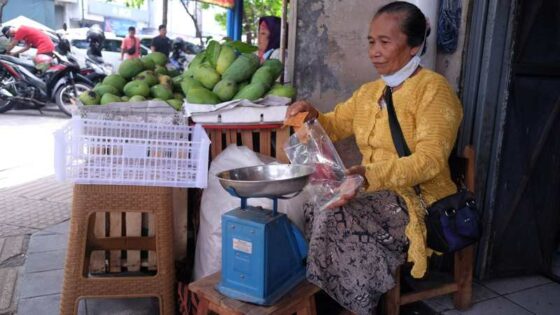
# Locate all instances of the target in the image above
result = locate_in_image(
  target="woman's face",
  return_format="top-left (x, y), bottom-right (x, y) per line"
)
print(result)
top-left (368, 13), bottom-right (420, 75)
top-left (258, 24), bottom-right (270, 52)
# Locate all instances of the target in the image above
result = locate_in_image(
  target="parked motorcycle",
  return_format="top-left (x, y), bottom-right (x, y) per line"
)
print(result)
top-left (0, 52), bottom-right (93, 116)
top-left (83, 52), bottom-right (112, 84)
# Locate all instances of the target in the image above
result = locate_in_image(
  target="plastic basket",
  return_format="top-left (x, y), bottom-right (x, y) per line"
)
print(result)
top-left (54, 118), bottom-right (211, 188)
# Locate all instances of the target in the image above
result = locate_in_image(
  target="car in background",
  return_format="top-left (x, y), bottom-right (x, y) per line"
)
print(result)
top-left (69, 31), bottom-right (150, 71)
top-left (138, 34), bottom-right (203, 55)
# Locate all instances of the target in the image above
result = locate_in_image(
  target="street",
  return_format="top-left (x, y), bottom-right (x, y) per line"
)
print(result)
top-left (0, 108), bottom-right (68, 188)
top-left (0, 108), bottom-right (73, 315)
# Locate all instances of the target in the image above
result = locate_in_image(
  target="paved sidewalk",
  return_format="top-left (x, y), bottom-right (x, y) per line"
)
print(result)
top-left (0, 176), bottom-right (72, 315)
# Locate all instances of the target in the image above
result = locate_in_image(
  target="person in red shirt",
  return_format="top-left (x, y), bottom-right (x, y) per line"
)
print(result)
top-left (2, 25), bottom-right (55, 57)
top-left (121, 26), bottom-right (140, 60)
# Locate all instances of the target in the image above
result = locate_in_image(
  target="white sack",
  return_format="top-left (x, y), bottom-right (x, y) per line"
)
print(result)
top-left (193, 144), bottom-right (308, 280)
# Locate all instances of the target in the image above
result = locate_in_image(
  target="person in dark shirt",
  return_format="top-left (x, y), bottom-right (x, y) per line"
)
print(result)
top-left (151, 24), bottom-right (171, 56)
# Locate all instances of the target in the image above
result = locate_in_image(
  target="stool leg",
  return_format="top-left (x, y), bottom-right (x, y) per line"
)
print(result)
top-left (60, 209), bottom-right (90, 315)
top-left (454, 245), bottom-right (474, 309)
top-left (196, 298), bottom-right (209, 315)
top-left (384, 267), bottom-right (401, 315)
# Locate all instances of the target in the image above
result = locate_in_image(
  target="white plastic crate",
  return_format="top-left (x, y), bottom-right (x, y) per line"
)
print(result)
top-left (54, 118), bottom-right (211, 188)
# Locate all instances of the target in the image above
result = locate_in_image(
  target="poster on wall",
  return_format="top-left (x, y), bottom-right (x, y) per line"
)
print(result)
top-left (198, 0), bottom-right (235, 9)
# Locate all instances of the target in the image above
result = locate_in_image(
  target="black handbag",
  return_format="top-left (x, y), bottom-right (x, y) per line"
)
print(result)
top-left (383, 87), bottom-right (482, 253)
top-left (127, 37), bottom-right (137, 55)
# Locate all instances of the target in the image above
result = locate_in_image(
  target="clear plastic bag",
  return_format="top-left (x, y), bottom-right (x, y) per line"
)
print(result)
top-left (284, 120), bottom-right (364, 210)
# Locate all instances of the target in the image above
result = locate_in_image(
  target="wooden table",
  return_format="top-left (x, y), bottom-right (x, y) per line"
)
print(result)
top-left (189, 272), bottom-right (320, 315)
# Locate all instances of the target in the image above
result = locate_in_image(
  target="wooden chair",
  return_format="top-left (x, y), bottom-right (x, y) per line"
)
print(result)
top-left (203, 123), bottom-right (290, 162)
top-left (383, 146), bottom-right (477, 314)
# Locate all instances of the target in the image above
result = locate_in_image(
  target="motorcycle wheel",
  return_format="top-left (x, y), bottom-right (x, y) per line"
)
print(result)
top-left (55, 82), bottom-right (92, 117)
top-left (0, 89), bottom-right (15, 113)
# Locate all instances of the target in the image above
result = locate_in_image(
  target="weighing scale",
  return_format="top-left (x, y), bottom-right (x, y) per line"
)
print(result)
top-left (216, 164), bottom-right (315, 305)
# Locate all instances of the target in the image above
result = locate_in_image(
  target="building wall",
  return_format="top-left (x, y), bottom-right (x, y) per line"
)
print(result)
top-left (292, 0), bottom-right (469, 112)
top-left (4, 0), bottom-right (56, 29)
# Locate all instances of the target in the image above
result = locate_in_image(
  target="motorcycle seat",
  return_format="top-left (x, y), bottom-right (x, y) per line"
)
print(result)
top-left (2, 55), bottom-right (36, 71)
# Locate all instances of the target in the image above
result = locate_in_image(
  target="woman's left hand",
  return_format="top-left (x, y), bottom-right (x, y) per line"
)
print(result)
top-left (325, 166), bottom-right (366, 209)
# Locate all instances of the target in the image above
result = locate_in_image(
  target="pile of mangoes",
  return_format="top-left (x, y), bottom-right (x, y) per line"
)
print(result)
top-left (78, 41), bottom-right (296, 110)
top-left (183, 40), bottom-right (296, 104)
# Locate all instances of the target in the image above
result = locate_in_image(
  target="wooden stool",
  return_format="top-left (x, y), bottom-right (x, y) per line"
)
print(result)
top-left (383, 146), bottom-right (477, 314)
top-left (60, 184), bottom-right (176, 315)
top-left (189, 272), bottom-right (320, 315)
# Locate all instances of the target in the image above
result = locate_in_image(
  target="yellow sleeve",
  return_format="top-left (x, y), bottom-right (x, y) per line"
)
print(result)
top-left (316, 88), bottom-right (359, 142)
top-left (364, 81), bottom-right (463, 191)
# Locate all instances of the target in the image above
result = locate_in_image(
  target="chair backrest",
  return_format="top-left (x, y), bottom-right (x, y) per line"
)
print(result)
top-left (205, 124), bottom-right (290, 163)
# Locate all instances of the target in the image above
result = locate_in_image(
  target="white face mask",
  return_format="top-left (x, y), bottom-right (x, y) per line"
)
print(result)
top-left (380, 26), bottom-right (428, 88)
top-left (380, 55), bottom-right (421, 88)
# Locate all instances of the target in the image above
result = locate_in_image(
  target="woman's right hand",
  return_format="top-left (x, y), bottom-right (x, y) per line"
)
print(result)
top-left (286, 100), bottom-right (320, 121)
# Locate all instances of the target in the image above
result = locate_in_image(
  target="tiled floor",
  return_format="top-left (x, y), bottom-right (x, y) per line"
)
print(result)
top-left (16, 221), bottom-right (560, 315)
top-left (421, 274), bottom-right (560, 315)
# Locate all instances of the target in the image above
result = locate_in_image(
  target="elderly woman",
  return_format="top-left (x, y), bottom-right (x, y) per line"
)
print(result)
top-left (287, 2), bottom-right (463, 314)
top-left (257, 16), bottom-right (281, 63)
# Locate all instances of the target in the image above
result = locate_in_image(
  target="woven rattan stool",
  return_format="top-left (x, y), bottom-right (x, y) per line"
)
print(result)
top-left (60, 184), bottom-right (176, 315)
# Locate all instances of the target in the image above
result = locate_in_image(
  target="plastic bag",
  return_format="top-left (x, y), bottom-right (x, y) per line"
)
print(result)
top-left (284, 120), bottom-right (364, 210)
top-left (193, 144), bottom-right (308, 280)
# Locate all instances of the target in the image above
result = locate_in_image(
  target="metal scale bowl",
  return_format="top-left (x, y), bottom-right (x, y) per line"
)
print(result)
top-left (216, 164), bottom-right (314, 305)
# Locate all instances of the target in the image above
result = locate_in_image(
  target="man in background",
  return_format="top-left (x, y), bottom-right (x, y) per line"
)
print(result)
top-left (2, 25), bottom-right (54, 57)
top-left (151, 24), bottom-right (171, 56)
top-left (121, 26), bottom-right (140, 60)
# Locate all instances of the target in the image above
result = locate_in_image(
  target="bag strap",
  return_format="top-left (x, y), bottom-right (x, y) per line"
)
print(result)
top-left (384, 87), bottom-right (429, 213)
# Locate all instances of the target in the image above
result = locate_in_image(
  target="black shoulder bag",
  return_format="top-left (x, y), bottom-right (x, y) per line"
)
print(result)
top-left (127, 37), bottom-right (137, 55)
top-left (383, 87), bottom-right (482, 253)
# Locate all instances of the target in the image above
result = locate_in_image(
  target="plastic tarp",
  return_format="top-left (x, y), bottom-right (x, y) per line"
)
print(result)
top-left (193, 145), bottom-right (309, 280)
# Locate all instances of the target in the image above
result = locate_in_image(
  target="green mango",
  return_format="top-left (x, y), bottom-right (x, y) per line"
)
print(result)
top-left (173, 92), bottom-right (184, 101)
top-left (100, 93), bottom-right (121, 105)
top-left (129, 95), bottom-right (146, 102)
top-left (123, 80), bottom-right (150, 98)
top-left (262, 59), bottom-right (283, 78)
top-left (233, 82), bottom-right (267, 101)
top-left (206, 40), bottom-right (221, 68)
top-left (166, 99), bottom-right (183, 111)
top-left (102, 74), bottom-right (127, 92)
top-left (135, 70), bottom-right (158, 87)
top-left (187, 87), bottom-right (221, 105)
top-left (140, 56), bottom-right (155, 70)
top-left (186, 51), bottom-right (206, 73)
top-left (167, 68), bottom-right (181, 78)
top-left (250, 67), bottom-right (275, 89)
top-left (150, 84), bottom-right (174, 100)
top-left (118, 58), bottom-right (144, 79)
top-left (154, 65), bottom-right (168, 76)
top-left (78, 90), bottom-right (100, 105)
top-left (148, 51), bottom-right (168, 66)
top-left (180, 77), bottom-right (203, 96)
top-left (93, 84), bottom-right (120, 97)
top-left (212, 79), bottom-right (238, 102)
top-left (216, 45), bottom-right (237, 74)
top-left (222, 53), bottom-right (260, 83)
top-left (238, 81), bottom-right (250, 90)
top-left (193, 64), bottom-right (221, 89)
top-left (266, 84), bottom-right (297, 100)
top-left (121, 96), bottom-right (130, 102)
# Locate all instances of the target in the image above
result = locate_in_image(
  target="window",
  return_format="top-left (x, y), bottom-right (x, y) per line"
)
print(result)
top-left (71, 39), bottom-right (89, 49)
top-left (103, 39), bottom-right (122, 53)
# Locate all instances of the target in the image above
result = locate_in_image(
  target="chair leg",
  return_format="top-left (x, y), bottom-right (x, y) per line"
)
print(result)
top-left (384, 267), bottom-right (401, 315)
top-left (196, 298), bottom-right (209, 315)
top-left (453, 245), bottom-right (474, 309)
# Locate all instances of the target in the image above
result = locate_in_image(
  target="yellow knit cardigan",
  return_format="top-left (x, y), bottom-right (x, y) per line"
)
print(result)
top-left (317, 69), bottom-right (463, 278)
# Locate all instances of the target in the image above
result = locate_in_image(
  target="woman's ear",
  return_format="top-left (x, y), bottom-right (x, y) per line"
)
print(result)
top-left (410, 46), bottom-right (421, 56)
